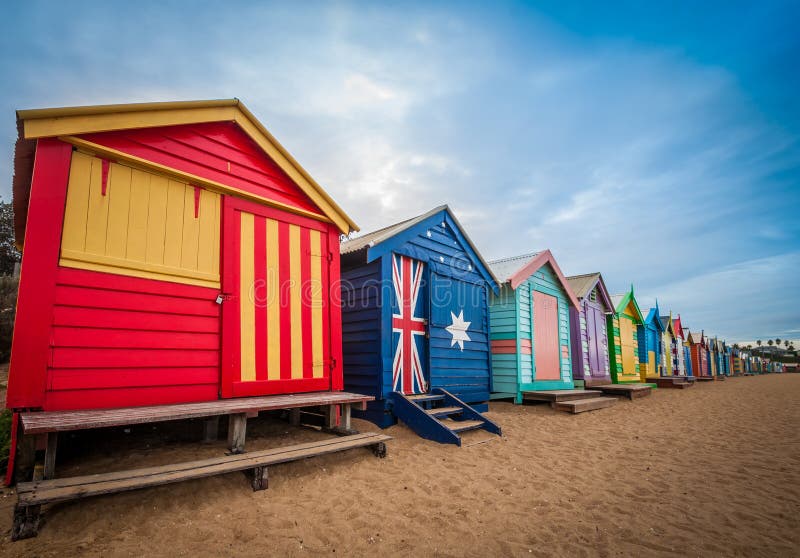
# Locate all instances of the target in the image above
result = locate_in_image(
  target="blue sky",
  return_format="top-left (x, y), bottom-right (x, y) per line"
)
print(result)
top-left (1, 1), bottom-right (798, 344)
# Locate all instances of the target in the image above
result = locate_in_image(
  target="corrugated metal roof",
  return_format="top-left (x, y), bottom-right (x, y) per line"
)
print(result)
top-left (565, 272), bottom-right (600, 300)
top-left (487, 252), bottom-right (541, 283)
top-left (340, 205), bottom-right (448, 255)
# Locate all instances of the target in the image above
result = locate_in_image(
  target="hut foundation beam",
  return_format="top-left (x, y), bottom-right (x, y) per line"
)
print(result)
top-left (43, 432), bottom-right (58, 480)
top-left (202, 416), bottom-right (219, 443)
top-left (250, 466), bottom-right (269, 491)
top-left (324, 405), bottom-right (338, 430)
top-left (341, 404), bottom-right (352, 431)
top-left (289, 408), bottom-right (301, 426)
top-left (227, 413), bottom-right (247, 454)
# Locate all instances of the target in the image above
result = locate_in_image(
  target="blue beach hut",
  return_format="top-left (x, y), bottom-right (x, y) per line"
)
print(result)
top-left (339, 206), bottom-right (501, 444)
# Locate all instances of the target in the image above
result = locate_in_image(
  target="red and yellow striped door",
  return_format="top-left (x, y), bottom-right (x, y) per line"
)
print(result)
top-left (221, 198), bottom-right (331, 397)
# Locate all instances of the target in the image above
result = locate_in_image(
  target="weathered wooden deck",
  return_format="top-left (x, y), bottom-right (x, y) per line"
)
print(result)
top-left (20, 392), bottom-right (373, 434)
top-left (646, 377), bottom-right (693, 389)
top-left (552, 397), bottom-right (617, 414)
top-left (522, 390), bottom-right (599, 403)
top-left (586, 384), bottom-right (652, 399)
top-left (523, 390), bottom-right (617, 414)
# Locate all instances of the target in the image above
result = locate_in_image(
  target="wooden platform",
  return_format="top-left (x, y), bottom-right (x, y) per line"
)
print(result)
top-left (522, 390), bottom-right (599, 403)
top-left (12, 432), bottom-right (390, 540)
top-left (586, 384), bottom-right (652, 399)
top-left (552, 397), bottom-right (617, 414)
top-left (20, 392), bottom-right (374, 435)
top-left (694, 376), bottom-right (715, 382)
top-left (646, 377), bottom-right (693, 389)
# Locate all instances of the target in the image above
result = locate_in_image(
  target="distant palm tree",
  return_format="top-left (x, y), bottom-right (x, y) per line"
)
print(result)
top-left (757, 340), bottom-right (762, 347)
top-left (784, 340), bottom-right (789, 348)
top-left (747, 345), bottom-right (753, 350)
top-left (775, 338), bottom-right (781, 347)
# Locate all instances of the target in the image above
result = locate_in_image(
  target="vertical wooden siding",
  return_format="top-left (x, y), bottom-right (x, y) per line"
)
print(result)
top-left (568, 304), bottom-right (588, 380)
top-left (60, 151), bottom-right (221, 288)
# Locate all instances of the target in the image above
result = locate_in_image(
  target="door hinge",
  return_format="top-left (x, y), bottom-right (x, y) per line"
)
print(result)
top-left (215, 293), bottom-right (235, 304)
top-left (329, 358), bottom-right (337, 370)
top-left (328, 252), bottom-right (334, 262)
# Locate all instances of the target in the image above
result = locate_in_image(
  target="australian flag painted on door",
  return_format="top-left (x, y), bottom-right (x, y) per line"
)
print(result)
top-left (339, 205), bottom-right (499, 427)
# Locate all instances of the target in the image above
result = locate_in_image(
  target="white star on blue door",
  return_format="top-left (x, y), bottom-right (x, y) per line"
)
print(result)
top-left (446, 309), bottom-right (471, 351)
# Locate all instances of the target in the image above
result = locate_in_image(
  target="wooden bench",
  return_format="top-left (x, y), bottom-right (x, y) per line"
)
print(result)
top-left (17, 392), bottom-right (375, 481)
top-left (13, 432), bottom-right (391, 540)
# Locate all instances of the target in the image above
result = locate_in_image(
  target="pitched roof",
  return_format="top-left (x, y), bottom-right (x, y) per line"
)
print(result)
top-left (340, 205), bottom-right (498, 291)
top-left (488, 250), bottom-right (579, 309)
top-left (488, 252), bottom-right (541, 284)
top-left (610, 287), bottom-right (645, 322)
top-left (340, 205), bottom-right (448, 255)
top-left (565, 272), bottom-right (598, 299)
top-left (14, 99), bottom-right (358, 241)
top-left (644, 307), bottom-right (665, 331)
top-left (565, 272), bottom-right (614, 311)
top-left (659, 315), bottom-right (675, 335)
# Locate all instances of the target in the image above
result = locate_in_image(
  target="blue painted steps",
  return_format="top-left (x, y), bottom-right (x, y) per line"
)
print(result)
top-left (388, 388), bottom-right (501, 446)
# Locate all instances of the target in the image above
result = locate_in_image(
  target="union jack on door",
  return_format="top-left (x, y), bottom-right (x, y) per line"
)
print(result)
top-left (391, 254), bottom-right (428, 394)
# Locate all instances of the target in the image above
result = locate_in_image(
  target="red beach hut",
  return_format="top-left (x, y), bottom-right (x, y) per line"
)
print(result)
top-left (5, 102), bottom-right (390, 536)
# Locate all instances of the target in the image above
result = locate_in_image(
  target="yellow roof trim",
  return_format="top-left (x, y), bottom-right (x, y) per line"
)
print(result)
top-left (17, 99), bottom-right (358, 233)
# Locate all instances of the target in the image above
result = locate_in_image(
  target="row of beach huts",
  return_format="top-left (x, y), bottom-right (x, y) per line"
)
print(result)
top-left (4, 100), bottom-right (786, 539)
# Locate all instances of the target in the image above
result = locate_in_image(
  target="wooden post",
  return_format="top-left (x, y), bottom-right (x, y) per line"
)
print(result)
top-left (251, 466), bottom-right (269, 491)
top-left (202, 416), bottom-right (219, 443)
top-left (324, 405), bottom-right (338, 430)
top-left (14, 433), bottom-right (36, 484)
top-left (11, 504), bottom-right (41, 541)
top-left (341, 404), bottom-right (352, 431)
top-left (227, 413), bottom-right (247, 454)
top-left (43, 432), bottom-right (58, 480)
top-left (289, 408), bottom-right (301, 426)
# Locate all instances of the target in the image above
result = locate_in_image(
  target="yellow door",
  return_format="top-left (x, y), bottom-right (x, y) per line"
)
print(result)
top-left (664, 332), bottom-right (673, 374)
top-left (647, 351), bottom-right (656, 377)
top-left (620, 317), bottom-right (635, 378)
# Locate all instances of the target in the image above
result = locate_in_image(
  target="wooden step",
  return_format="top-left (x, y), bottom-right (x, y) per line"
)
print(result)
top-left (552, 397), bottom-right (617, 414)
top-left (425, 406), bottom-right (463, 417)
top-left (523, 390), bottom-right (599, 403)
top-left (646, 377), bottom-right (693, 389)
top-left (16, 432), bottom-right (391, 508)
top-left (586, 384), bottom-right (652, 400)
top-left (407, 394), bottom-right (446, 403)
top-left (438, 419), bottom-right (486, 433)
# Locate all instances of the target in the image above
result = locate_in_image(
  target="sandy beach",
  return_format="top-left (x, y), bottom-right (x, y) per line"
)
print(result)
top-left (1, 373), bottom-right (798, 557)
